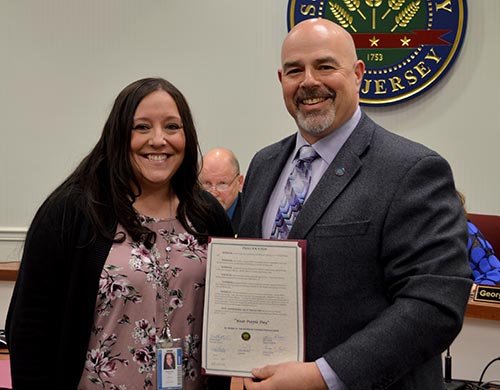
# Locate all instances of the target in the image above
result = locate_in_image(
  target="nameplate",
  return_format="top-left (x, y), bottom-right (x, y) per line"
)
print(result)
top-left (474, 285), bottom-right (500, 304)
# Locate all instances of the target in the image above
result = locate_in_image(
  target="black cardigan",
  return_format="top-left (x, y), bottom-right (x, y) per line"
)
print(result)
top-left (6, 189), bottom-right (233, 389)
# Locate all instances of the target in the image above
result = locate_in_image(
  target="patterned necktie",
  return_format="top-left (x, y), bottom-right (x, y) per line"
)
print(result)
top-left (271, 145), bottom-right (319, 239)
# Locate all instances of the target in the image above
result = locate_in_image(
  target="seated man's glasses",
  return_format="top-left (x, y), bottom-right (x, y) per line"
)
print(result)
top-left (201, 174), bottom-right (239, 192)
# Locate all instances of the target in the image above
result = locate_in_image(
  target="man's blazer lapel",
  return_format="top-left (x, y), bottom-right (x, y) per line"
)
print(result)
top-left (289, 113), bottom-right (374, 239)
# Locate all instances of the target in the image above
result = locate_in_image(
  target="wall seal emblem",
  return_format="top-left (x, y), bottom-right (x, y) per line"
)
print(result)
top-left (287, 0), bottom-right (468, 106)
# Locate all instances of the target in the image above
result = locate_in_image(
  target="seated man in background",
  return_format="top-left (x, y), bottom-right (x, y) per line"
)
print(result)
top-left (200, 148), bottom-right (244, 232)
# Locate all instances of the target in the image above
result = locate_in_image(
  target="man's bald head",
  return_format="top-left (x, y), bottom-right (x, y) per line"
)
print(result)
top-left (200, 148), bottom-right (244, 211)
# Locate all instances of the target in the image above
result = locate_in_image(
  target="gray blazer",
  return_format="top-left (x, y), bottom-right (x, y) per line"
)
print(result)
top-left (238, 112), bottom-right (472, 390)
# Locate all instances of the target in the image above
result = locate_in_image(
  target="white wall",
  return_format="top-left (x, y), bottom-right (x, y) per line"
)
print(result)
top-left (1, 0), bottom-right (499, 382)
top-left (452, 318), bottom-right (500, 383)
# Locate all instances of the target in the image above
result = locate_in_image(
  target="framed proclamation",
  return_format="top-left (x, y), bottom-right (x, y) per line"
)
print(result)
top-left (202, 237), bottom-right (306, 377)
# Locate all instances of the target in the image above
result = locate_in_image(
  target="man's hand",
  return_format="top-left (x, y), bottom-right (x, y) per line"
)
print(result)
top-left (242, 361), bottom-right (328, 390)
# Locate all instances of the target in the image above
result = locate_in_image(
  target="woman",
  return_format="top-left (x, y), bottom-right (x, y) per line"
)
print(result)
top-left (457, 191), bottom-right (500, 285)
top-left (164, 352), bottom-right (176, 370)
top-left (6, 78), bottom-right (233, 389)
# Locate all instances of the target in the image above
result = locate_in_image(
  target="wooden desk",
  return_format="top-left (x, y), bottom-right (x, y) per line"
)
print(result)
top-left (465, 284), bottom-right (500, 321)
top-left (0, 262), bottom-right (19, 282)
top-left (0, 349), bottom-right (8, 361)
top-left (466, 300), bottom-right (500, 321)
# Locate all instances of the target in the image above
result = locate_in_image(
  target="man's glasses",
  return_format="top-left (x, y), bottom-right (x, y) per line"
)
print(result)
top-left (201, 174), bottom-right (239, 192)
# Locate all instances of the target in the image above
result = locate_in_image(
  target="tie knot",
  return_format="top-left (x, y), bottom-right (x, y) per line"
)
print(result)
top-left (296, 145), bottom-right (318, 164)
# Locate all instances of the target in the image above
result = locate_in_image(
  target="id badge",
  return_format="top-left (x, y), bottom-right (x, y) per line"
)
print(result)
top-left (157, 347), bottom-right (183, 390)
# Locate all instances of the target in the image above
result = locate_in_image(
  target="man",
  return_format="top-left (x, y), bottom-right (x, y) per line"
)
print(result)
top-left (200, 148), bottom-right (244, 231)
top-left (240, 19), bottom-right (472, 390)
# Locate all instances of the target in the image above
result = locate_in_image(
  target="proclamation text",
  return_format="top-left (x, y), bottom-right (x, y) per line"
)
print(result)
top-left (202, 238), bottom-right (305, 377)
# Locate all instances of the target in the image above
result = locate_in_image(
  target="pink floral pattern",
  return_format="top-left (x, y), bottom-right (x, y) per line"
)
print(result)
top-left (78, 218), bottom-right (208, 390)
top-left (84, 334), bottom-right (128, 388)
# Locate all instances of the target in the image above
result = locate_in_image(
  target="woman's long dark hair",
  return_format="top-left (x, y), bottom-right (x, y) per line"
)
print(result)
top-left (51, 77), bottom-right (211, 247)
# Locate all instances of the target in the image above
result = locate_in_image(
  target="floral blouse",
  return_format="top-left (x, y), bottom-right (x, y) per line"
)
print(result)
top-left (78, 216), bottom-right (209, 390)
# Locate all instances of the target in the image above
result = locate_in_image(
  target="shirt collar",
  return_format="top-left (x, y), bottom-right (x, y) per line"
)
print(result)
top-left (294, 106), bottom-right (362, 164)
